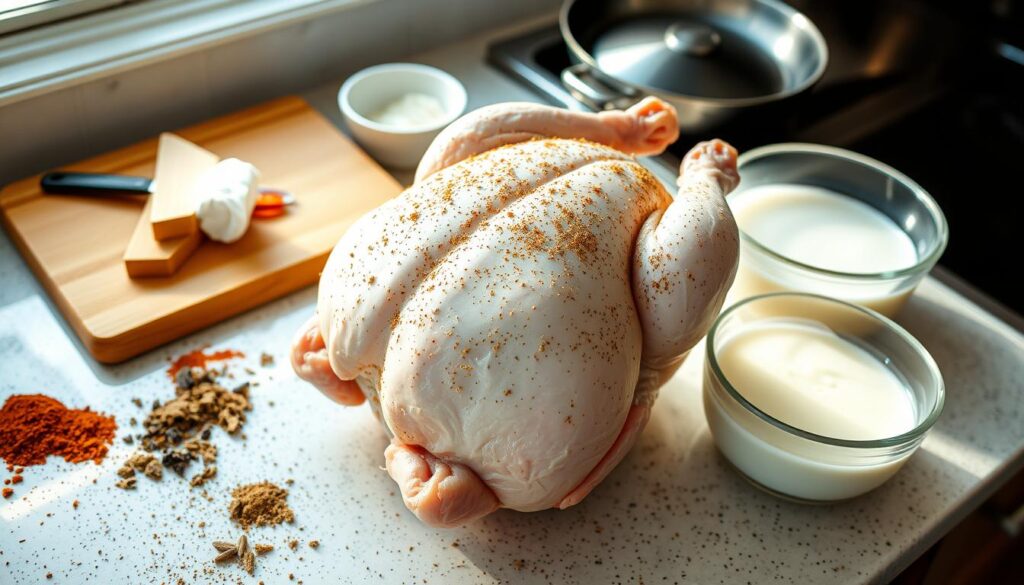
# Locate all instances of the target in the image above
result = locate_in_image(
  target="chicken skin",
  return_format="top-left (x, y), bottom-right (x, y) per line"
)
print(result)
top-left (292, 98), bottom-right (739, 527)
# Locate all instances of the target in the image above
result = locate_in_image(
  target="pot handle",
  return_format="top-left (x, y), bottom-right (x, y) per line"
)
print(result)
top-left (561, 64), bottom-right (641, 112)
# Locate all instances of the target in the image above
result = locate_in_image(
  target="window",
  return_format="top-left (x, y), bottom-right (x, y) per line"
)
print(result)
top-left (0, 0), bottom-right (133, 35)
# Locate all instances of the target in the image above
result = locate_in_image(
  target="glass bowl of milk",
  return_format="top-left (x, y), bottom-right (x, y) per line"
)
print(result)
top-left (728, 144), bottom-right (948, 317)
top-left (703, 292), bottom-right (944, 503)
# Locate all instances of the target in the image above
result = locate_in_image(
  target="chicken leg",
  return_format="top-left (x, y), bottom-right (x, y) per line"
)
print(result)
top-left (633, 139), bottom-right (740, 372)
top-left (384, 441), bottom-right (500, 528)
top-left (559, 140), bottom-right (739, 509)
top-left (291, 315), bottom-right (365, 406)
top-left (415, 96), bottom-right (680, 182)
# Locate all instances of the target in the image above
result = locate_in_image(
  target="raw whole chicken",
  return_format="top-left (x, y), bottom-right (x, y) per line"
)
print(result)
top-left (291, 97), bottom-right (740, 527)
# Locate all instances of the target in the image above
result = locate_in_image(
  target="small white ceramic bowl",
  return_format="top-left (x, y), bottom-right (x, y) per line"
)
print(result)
top-left (339, 63), bottom-right (467, 169)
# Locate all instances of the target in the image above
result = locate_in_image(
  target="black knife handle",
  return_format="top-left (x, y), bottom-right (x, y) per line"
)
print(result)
top-left (40, 172), bottom-right (152, 195)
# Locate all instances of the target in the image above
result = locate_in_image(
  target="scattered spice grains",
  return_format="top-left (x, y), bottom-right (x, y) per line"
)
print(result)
top-left (145, 368), bottom-right (251, 449)
top-left (229, 481), bottom-right (295, 529)
top-left (190, 464), bottom-right (217, 488)
top-left (166, 347), bottom-right (244, 379)
top-left (116, 366), bottom-right (246, 490)
top-left (117, 452), bottom-right (162, 480)
top-left (211, 535), bottom-right (273, 576)
top-left (308, 540), bottom-right (319, 549)
top-left (214, 547), bottom-right (237, 564)
top-left (243, 549), bottom-right (256, 575)
top-left (259, 352), bottom-right (275, 367)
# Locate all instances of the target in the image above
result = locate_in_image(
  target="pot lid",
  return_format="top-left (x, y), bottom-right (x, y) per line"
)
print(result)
top-left (586, 15), bottom-right (786, 100)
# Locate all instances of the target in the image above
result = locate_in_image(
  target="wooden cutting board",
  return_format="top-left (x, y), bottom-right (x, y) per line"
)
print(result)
top-left (0, 96), bottom-right (403, 363)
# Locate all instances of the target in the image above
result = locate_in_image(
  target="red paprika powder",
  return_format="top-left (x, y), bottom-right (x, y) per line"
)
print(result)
top-left (0, 394), bottom-right (117, 467)
top-left (167, 347), bottom-right (244, 379)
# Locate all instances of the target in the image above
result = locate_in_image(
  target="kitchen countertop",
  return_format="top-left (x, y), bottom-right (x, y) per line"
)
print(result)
top-left (3, 15), bottom-right (1024, 585)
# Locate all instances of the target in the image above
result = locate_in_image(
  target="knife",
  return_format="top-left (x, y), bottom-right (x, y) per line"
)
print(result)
top-left (40, 171), bottom-right (296, 208)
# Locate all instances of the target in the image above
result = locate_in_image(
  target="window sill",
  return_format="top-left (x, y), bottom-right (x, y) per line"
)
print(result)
top-left (0, 0), bottom-right (370, 107)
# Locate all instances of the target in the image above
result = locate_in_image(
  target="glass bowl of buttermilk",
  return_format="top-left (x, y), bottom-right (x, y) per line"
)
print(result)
top-left (703, 292), bottom-right (945, 503)
top-left (726, 143), bottom-right (949, 318)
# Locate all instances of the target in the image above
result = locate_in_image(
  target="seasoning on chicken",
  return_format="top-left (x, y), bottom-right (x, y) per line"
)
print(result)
top-left (291, 97), bottom-right (740, 527)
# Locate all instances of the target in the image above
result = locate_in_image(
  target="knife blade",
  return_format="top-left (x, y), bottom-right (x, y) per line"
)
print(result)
top-left (40, 171), bottom-right (296, 205)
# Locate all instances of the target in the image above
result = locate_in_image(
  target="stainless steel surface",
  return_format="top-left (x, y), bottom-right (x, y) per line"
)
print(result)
top-left (663, 22), bottom-right (721, 57)
top-left (558, 0), bottom-right (828, 130)
top-left (560, 63), bottom-right (637, 111)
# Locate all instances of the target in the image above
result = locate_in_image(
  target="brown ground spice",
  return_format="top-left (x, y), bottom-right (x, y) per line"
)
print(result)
top-left (190, 464), bottom-right (217, 488)
top-left (229, 482), bottom-right (294, 529)
top-left (143, 368), bottom-right (251, 451)
top-left (116, 366), bottom-right (242, 491)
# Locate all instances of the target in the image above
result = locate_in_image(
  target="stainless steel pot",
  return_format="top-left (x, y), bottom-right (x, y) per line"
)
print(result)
top-left (560, 0), bottom-right (829, 131)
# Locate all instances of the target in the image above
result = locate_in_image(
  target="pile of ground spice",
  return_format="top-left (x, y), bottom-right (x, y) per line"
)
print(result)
top-left (0, 394), bottom-right (117, 497)
top-left (229, 481), bottom-right (295, 529)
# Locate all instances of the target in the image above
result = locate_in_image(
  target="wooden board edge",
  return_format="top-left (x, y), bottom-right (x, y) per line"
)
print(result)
top-left (0, 209), bottom-right (96, 358)
top-left (176, 96), bottom-right (310, 145)
top-left (85, 253), bottom-right (327, 363)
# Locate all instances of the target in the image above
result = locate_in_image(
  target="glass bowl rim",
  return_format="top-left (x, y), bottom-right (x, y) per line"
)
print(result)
top-left (705, 291), bottom-right (946, 449)
top-left (732, 143), bottom-right (949, 281)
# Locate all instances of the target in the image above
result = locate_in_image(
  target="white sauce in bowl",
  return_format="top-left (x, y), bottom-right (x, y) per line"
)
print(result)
top-left (731, 184), bottom-right (918, 274)
top-left (369, 93), bottom-right (447, 128)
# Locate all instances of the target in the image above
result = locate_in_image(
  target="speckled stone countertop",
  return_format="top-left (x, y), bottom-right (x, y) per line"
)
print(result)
top-left (3, 16), bottom-right (1024, 585)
